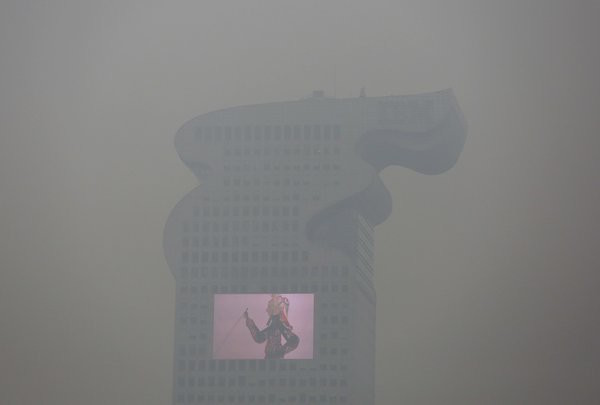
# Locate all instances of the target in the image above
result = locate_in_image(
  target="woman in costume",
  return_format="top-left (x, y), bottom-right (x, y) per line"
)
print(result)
top-left (243, 294), bottom-right (299, 359)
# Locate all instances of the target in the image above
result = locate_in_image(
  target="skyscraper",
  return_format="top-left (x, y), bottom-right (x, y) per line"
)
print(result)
top-left (164, 89), bottom-right (466, 404)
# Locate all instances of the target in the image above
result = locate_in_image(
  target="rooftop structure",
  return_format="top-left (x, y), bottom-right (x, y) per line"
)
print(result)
top-left (164, 89), bottom-right (466, 404)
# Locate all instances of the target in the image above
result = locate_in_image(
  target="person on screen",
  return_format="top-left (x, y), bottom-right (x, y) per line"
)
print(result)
top-left (243, 294), bottom-right (299, 359)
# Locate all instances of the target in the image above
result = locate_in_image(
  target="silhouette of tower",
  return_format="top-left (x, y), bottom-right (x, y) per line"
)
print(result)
top-left (164, 89), bottom-right (466, 404)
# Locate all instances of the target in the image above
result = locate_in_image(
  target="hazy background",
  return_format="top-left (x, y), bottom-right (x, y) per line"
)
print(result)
top-left (1, 1), bottom-right (598, 404)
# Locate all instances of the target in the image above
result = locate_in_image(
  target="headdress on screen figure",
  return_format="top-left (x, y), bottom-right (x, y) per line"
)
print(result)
top-left (267, 294), bottom-right (292, 329)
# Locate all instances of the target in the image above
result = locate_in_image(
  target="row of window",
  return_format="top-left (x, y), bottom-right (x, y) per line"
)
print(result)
top-left (181, 249), bottom-right (309, 264)
top-left (178, 359), bottom-right (323, 372)
top-left (356, 216), bottom-right (374, 245)
top-left (223, 177), bottom-right (338, 188)
top-left (178, 265), bottom-right (350, 279)
top-left (178, 283), bottom-right (350, 295)
top-left (199, 193), bottom-right (301, 203)
top-left (194, 124), bottom-right (342, 143)
top-left (182, 220), bottom-right (301, 236)
top-left (177, 359), bottom-right (347, 372)
top-left (178, 375), bottom-right (348, 386)
top-left (177, 358), bottom-right (349, 373)
top-left (177, 393), bottom-right (348, 403)
top-left (176, 329), bottom-right (343, 358)
top-left (357, 237), bottom-right (374, 261)
top-left (194, 205), bottom-right (300, 218)
top-left (223, 163), bottom-right (341, 172)
top-left (186, 234), bottom-right (254, 247)
top-left (223, 145), bottom-right (341, 157)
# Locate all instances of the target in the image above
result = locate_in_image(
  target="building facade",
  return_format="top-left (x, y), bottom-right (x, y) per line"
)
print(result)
top-left (164, 89), bottom-right (466, 404)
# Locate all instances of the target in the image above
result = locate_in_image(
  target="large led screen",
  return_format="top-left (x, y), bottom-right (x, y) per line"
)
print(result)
top-left (213, 293), bottom-right (314, 360)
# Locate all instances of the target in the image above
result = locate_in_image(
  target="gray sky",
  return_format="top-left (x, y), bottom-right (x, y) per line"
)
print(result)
top-left (1, 1), bottom-right (599, 404)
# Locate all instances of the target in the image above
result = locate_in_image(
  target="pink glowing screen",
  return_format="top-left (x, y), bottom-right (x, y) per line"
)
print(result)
top-left (212, 293), bottom-right (314, 359)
